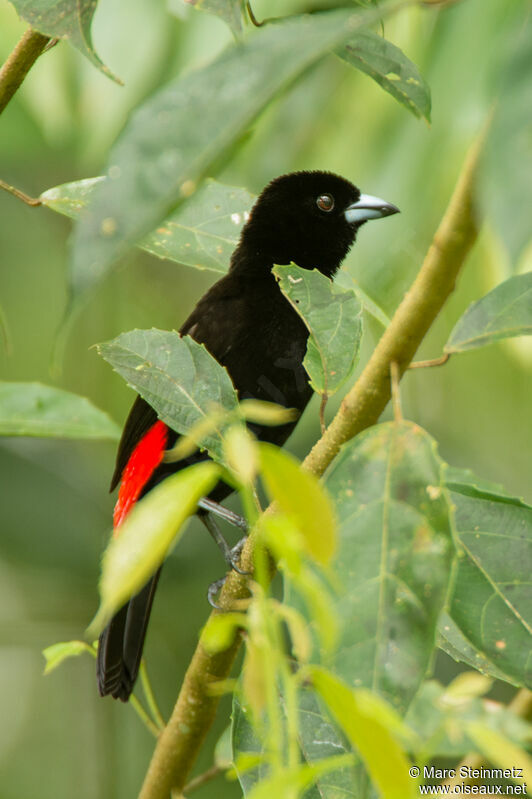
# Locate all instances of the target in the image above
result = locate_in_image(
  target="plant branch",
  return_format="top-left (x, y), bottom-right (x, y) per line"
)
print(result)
top-left (137, 132), bottom-right (484, 799)
top-left (0, 178), bottom-right (42, 206)
top-left (0, 28), bottom-right (51, 115)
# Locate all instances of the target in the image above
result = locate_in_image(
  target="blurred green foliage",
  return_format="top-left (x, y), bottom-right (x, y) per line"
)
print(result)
top-left (0, 0), bottom-right (530, 796)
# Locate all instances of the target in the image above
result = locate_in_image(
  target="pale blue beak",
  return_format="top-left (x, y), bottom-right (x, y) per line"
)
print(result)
top-left (344, 193), bottom-right (400, 224)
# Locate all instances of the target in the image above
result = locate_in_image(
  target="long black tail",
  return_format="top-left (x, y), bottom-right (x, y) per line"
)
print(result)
top-left (97, 568), bottom-right (161, 701)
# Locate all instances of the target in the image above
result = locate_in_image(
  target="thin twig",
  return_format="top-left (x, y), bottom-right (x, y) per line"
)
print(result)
top-left (390, 361), bottom-right (403, 421)
top-left (130, 694), bottom-right (162, 739)
top-left (140, 660), bottom-right (166, 731)
top-left (136, 127), bottom-right (485, 799)
top-left (0, 178), bottom-right (41, 206)
top-left (183, 764), bottom-right (224, 796)
top-left (319, 394), bottom-right (328, 434)
top-left (408, 353), bottom-right (450, 369)
top-left (0, 28), bottom-right (51, 115)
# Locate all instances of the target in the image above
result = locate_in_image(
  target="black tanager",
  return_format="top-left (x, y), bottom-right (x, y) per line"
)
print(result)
top-left (97, 170), bottom-right (399, 700)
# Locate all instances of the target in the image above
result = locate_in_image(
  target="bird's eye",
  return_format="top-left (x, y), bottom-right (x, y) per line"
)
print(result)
top-left (316, 194), bottom-right (335, 212)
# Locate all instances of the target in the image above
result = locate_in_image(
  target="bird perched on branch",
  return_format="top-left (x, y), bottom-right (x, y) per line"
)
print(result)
top-left (97, 170), bottom-right (399, 700)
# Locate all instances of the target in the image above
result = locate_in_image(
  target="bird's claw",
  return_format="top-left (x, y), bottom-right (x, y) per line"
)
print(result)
top-left (207, 577), bottom-right (227, 609)
top-left (227, 537), bottom-right (251, 575)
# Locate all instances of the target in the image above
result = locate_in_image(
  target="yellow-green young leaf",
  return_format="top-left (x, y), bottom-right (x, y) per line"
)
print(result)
top-left (89, 462), bottom-right (219, 635)
top-left (260, 513), bottom-right (307, 576)
top-left (274, 603), bottom-right (313, 663)
top-left (202, 612), bottom-right (246, 654)
top-left (242, 639), bottom-right (268, 719)
top-left (223, 425), bottom-right (259, 485)
top-left (240, 399), bottom-right (298, 427)
top-left (311, 668), bottom-right (416, 799)
top-left (440, 672), bottom-right (493, 707)
top-left (42, 640), bottom-right (96, 674)
top-left (466, 721), bottom-right (532, 787)
top-left (259, 444), bottom-right (336, 564)
top-left (295, 569), bottom-right (340, 656)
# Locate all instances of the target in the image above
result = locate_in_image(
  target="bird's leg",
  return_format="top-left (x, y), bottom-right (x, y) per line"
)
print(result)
top-left (199, 506), bottom-right (250, 610)
top-left (198, 498), bottom-right (248, 531)
top-left (199, 512), bottom-right (249, 576)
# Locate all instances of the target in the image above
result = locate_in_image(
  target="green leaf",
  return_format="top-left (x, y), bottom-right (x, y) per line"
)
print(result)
top-left (232, 694), bottom-right (269, 794)
top-left (89, 461), bottom-right (219, 635)
top-left (466, 722), bottom-right (532, 787)
top-left (481, 18), bottom-right (532, 262)
top-left (97, 328), bottom-right (239, 462)
top-left (297, 688), bottom-right (359, 797)
top-left (322, 420), bottom-right (454, 711)
top-left (41, 177), bottom-right (255, 274)
top-left (439, 613), bottom-right (515, 685)
top-left (312, 668), bottom-right (416, 799)
top-left (338, 29), bottom-right (431, 121)
top-left (69, 5), bottom-right (394, 299)
top-left (445, 482), bottom-right (532, 689)
top-left (246, 757), bottom-right (355, 799)
top-left (445, 272), bottom-right (532, 352)
top-left (259, 443), bottom-right (337, 565)
top-left (273, 264), bottom-right (362, 398)
top-left (405, 679), bottom-right (532, 759)
top-left (10, 0), bottom-right (119, 83)
top-left (0, 382), bottom-right (120, 439)
top-left (43, 640), bottom-right (96, 674)
top-left (185, 0), bottom-right (243, 34)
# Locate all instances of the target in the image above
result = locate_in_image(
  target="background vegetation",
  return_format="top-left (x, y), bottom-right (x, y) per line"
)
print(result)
top-left (0, 0), bottom-right (530, 797)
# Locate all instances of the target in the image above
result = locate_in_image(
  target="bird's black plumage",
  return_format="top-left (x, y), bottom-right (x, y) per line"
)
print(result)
top-left (97, 170), bottom-right (399, 700)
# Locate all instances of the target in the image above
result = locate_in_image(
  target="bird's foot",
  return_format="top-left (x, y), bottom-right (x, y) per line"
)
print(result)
top-left (200, 513), bottom-right (250, 575)
top-left (207, 577), bottom-right (227, 609)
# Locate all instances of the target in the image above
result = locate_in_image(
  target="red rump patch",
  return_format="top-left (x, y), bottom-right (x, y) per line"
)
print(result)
top-left (113, 420), bottom-right (169, 532)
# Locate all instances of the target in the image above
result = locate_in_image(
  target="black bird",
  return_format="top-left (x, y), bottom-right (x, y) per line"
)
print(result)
top-left (97, 170), bottom-right (399, 700)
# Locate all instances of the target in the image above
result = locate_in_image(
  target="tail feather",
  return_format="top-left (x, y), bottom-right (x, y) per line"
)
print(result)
top-left (97, 569), bottom-right (162, 701)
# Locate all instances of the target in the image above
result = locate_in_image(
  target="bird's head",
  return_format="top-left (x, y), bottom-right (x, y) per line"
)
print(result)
top-left (232, 170), bottom-right (399, 278)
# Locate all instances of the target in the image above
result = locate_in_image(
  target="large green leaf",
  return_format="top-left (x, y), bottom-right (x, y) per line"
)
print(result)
top-left (338, 29), bottom-right (431, 121)
top-left (10, 0), bottom-right (118, 82)
top-left (97, 329), bottom-right (238, 462)
top-left (322, 421), bottom-right (454, 712)
top-left (0, 382), bottom-right (120, 439)
top-left (185, 0), bottom-right (243, 34)
top-left (69, 5), bottom-right (394, 299)
top-left (311, 669), bottom-right (416, 799)
top-left (445, 272), bottom-right (532, 352)
top-left (296, 688), bottom-right (361, 797)
top-left (273, 264), bottom-right (362, 398)
top-left (41, 178), bottom-right (254, 274)
top-left (444, 481), bottom-right (532, 689)
top-left (232, 690), bottom-right (356, 798)
top-left (481, 17), bottom-right (532, 263)
top-left (89, 461), bottom-right (220, 634)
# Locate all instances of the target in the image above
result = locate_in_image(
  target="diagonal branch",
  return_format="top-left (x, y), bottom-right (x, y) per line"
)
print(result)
top-left (137, 131), bottom-right (484, 799)
top-left (0, 28), bottom-right (51, 115)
